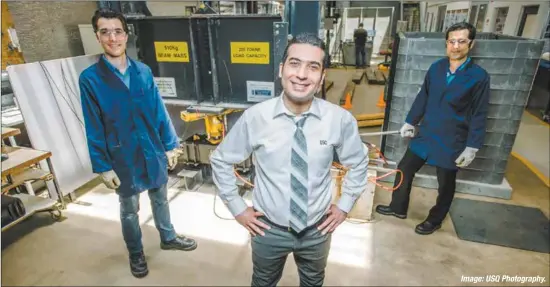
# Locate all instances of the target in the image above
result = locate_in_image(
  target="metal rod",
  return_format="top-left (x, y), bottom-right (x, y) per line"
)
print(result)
top-left (359, 130), bottom-right (399, 137)
top-left (46, 158), bottom-right (66, 209)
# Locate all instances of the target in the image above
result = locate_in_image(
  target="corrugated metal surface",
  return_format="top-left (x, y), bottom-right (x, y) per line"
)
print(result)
top-left (211, 15), bottom-right (281, 104)
top-left (129, 17), bottom-right (198, 102)
top-left (129, 14), bottom-right (282, 106)
top-left (383, 32), bottom-right (545, 185)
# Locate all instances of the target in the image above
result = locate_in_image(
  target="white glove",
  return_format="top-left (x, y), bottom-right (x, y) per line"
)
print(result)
top-left (399, 123), bottom-right (415, 138)
top-left (166, 149), bottom-right (179, 170)
top-left (100, 170), bottom-right (121, 189)
top-left (455, 147), bottom-right (478, 168)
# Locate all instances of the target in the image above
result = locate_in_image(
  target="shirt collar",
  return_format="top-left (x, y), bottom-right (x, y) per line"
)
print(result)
top-left (447, 56), bottom-right (471, 75)
top-left (102, 54), bottom-right (131, 75)
top-left (272, 93), bottom-right (322, 119)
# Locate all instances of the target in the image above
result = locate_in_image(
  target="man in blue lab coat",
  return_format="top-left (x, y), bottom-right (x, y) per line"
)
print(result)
top-left (79, 9), bottom-right (197, 278)
top-left (376, 22), bottom-right (490, 235)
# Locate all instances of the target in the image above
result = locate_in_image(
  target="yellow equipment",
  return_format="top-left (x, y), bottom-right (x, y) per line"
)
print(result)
top-left (180, 109), bottom-right (239, 145)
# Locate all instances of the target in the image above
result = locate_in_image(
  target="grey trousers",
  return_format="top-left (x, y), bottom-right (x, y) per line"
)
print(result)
top-left (251, 216), bottom-right (332, 287)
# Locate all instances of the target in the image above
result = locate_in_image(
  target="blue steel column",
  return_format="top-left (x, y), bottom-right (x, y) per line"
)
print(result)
top-left (285, 0), bottom-right (320, 36)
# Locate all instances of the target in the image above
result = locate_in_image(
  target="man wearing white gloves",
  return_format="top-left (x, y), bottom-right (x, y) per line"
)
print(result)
top-left (376, 22), bottom-right (490, 235)
top-left (80, 9), bottom-right (196, 278)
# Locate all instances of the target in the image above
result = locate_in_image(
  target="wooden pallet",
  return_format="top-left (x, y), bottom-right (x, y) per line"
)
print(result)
top-left (339, 81), bottom-right (356, 106)
top-left (366, 68), bottom-right (386, 85)
top-left (352, 70), bottom-right (366, 84)
top-left (324, 80), bottom-right (334, 92)
top-left (355, 112), bottom-right (384, 121)
top-left (357, 119), bottom-right (384, 127)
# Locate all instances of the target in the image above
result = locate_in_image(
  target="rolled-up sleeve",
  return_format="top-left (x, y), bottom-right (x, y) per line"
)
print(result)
top-left (335, 111), bottom-right (370, 213)
top-left (210, 111), bottom-right (253, 217)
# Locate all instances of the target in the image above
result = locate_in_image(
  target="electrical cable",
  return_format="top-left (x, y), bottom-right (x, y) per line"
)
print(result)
top-left (229, 147), bottom-right (404, 225)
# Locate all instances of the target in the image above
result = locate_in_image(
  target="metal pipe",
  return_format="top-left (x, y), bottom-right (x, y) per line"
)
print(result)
top-left (370, 158), bottom-right (397, 167)
top-left (368, 165), bottom-right (398, 173)
top-left (359, 130), bottom-right (399, 137)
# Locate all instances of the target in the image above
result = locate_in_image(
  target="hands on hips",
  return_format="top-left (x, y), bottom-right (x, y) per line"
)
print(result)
top-left (235, 207), bottom-right (271, 236)
top-left (318, 204), bottom-right (347, 235)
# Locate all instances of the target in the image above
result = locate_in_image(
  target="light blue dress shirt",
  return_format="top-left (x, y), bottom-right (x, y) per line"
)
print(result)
top-left (210, 95), bottom-right (370, 228)
top-left (102, 55), bottom-right (131, 88)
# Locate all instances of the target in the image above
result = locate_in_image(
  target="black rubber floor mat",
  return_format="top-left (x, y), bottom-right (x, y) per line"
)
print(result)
top-left (450, 198), bottom-right (550, 253)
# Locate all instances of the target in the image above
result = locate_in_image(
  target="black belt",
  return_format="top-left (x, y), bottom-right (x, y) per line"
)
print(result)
top-left (258, 214), bottom-right (328, 237)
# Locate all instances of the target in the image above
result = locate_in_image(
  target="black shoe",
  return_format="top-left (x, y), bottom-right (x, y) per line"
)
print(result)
top-left (129, 251), bottom-right (148, 278)
top-left (161, 234), bottom-right (197, 251)
top-left (415, 221), bottom-right (441, 235)
top-left (375, 205), bottom-right (407, 219)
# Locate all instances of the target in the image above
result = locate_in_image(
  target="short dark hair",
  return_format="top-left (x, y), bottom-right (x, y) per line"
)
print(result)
top-left (359, 23), bottom-right (364, 28)
top-left (446, 22), bottom-right (476, 42)
top-left (281, 33), bottom-right (327, 69)
top-left (92, 8), bottom-right (129, 33)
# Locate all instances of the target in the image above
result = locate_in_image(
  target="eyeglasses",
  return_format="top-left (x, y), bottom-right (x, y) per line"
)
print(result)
top-left (446, 39), bottom-right (471, 46)
top-left (98, 28), bottom-right (126, 38)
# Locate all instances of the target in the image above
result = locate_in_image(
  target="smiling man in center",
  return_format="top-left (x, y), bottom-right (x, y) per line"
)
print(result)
top-left (210, 33), bottom-right (370, 286)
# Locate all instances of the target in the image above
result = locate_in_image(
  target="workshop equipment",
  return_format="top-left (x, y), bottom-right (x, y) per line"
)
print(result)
top-left (178, 107), bottom-right (253, 193)
top-left (365, 67), bottom-right (386, 85)
top-left (127, 14), bottom-right (287, 107)
top-left (359, 130), bottom-right (399, 137)
top-left (180, 108), bottom-right (238, 145)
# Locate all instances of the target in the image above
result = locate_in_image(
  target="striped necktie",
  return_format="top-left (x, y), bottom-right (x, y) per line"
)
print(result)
top-left (290, 115), bottom-right (309, 233)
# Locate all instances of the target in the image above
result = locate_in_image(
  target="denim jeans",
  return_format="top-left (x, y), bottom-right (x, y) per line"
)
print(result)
top-left (118, 182), bottom-right (177, 255)
top-left (355, 45), bottom-right (366, 67)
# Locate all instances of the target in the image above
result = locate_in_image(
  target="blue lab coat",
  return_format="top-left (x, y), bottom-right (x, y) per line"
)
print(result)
top-left (405, 57), bottom-right (490, 170)
top-left (79, 56), bottom-right (179, 197)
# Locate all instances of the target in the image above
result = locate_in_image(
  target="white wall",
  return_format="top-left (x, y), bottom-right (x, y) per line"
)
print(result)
top-left (424, 1), bottom-right (470, 32)
top-left (484, 1), bottom-right (550, 38)
top-left (445, 1), bottom-right (470, 11)
top-left (426, 5), bottom-right (439, 32)
top-left (147, 1), bottom-right (198, 16)
top-left (421, 1), bottom-right (549, 38)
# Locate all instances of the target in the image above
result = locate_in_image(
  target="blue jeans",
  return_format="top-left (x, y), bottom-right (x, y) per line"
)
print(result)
top-left (119, 183), bottom-right (177, 255)
top-left (355, 45), bottom-right (366, 67)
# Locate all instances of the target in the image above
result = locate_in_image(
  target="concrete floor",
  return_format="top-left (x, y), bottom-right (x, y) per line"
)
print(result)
top-left (512, 112), bottom-right (550, 185)
top-left (2, 68), bottom-right (549, 286)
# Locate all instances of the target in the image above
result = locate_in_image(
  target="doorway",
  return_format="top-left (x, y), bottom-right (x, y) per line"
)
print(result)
top-left (493, 7), bottom-right (509, 34)
top-left (517, 5), bottom-right (540, 38)
top-left (436, 5), bottom-right (447, 32)
top-left (469, 3), bottom-right (488, 32)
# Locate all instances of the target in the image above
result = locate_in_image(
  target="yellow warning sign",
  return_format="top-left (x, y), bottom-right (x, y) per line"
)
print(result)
top-left (230, 42), bottom-right (270, 64)
top-left (154, 42), bottom-right (189, 63)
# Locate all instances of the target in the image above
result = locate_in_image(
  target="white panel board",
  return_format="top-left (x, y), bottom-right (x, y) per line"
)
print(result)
top-left (78, 24), bottom-right (104, 56)
top-left (6, 54), bottom-right (101, 196)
